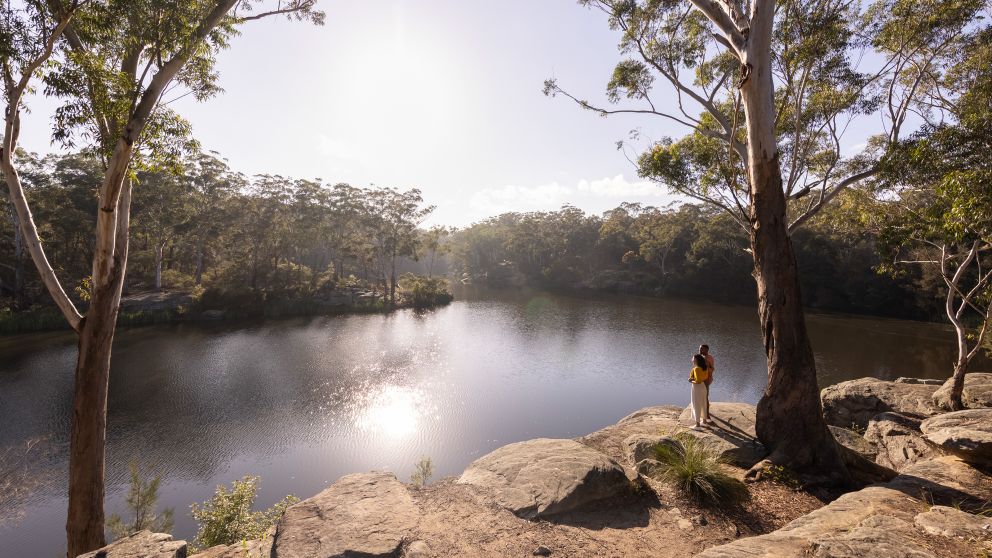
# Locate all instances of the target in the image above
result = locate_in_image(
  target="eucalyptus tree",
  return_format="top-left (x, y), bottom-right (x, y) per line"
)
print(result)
top-left (0, 1), bottom-right (323, 554)
top-left (546, 0), bottom-right (985, 481)
top-left (874, 25), bottom-right (992, 411)
top-left (366, 187), bottom-right (434, 305)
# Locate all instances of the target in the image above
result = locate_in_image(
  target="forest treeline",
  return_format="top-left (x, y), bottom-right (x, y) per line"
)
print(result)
top-left (2, 149), bottom-right (947, 325)
top-left (448, 197), bottom-right (945, 322)
top-left (1, 150), bottom-right (449, 322)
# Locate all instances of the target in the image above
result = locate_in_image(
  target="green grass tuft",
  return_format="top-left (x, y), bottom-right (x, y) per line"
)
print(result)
top-left (652, 432), bottom-right (750, 505)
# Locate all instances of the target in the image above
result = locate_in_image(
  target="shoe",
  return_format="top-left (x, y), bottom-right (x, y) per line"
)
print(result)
top-left (691, 424), bottom-right (701, 430)
top-left (704, 419), bottom-right (714, 425)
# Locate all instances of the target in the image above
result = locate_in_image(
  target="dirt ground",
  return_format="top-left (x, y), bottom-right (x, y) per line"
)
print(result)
top-left (406, 469), bottom-right (830, 558)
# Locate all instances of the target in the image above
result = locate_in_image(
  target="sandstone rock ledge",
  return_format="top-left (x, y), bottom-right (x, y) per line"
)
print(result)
top-left (82, 392), bottom-right (992, 558)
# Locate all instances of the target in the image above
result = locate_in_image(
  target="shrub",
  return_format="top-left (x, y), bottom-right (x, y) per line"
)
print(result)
top-left (190, 476), bottom-right (298, 551)
top-left (106, 462), bottom-right (174, 541)
top-left (652, 432), bottom-right (750, 505)
top-left (397, 273), bottom-right (453, 308)
top-left (410, 456), bottom-right (434, 488)
top-left (160, 269), bottom-right (196, 291)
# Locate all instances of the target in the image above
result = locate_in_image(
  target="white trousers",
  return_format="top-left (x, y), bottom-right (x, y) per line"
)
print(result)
top-left (690, 382), bottom-right (708, 424)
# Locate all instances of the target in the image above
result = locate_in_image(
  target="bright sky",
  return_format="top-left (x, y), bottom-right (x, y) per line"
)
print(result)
top-left (16, 0), bottom-right (692, 227)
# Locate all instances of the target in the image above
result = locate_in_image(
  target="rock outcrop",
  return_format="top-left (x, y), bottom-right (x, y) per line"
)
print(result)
top-left (821, 377), bottom-right (940, 429)
top-left (914, 505), bottom-right (992, 542)
top-left (78, 531), bottom-right (187, 558)
top-left (271, 472), bottom-right (418, 558)
top-left (579, 405), bottom-right (682, 470)
top-left (829, 424), bottom-right (878, 462)
top-left (864, 412), bottom-right (943, 471)
top-left (457, 438), bottom-right (630, 519)
top-left (921, 408), bottom-right (992, 466)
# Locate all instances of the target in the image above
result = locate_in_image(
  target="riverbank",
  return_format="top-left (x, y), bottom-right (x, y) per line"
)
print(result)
top-left (0, 284), bottom-right (453, 335)
top-left (84, 376), bottom-right (992, 557)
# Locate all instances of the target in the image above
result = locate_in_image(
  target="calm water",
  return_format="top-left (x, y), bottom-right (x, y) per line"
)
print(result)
top-left (0, 288), bottom-right (974, 556)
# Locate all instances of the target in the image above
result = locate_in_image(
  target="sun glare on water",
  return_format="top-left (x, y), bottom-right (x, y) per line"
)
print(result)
top-left (355, 384), bottom-right (423, 438)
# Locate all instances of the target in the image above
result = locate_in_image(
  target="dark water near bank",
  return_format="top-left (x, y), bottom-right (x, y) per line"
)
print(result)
top-left (0, 288), bottom-right (976, 556)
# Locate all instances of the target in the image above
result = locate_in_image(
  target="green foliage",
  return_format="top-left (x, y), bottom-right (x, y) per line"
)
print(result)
top-left (190, 476), bottom-right (298, 552)
top-left (651, 433), bottom-right (750, 505)
top-left (410, 456), bottom-right (434, 488)
top-left (106, 463), bottom-right (174, 541)
top-left (397, 274), bottom-right (453, 309)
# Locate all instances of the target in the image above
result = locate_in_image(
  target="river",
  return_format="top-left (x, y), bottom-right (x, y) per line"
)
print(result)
top-left (0, 287), bottom-right (973, 556)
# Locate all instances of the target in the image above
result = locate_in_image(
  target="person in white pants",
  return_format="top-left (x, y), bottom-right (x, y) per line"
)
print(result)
top-left (689, 353), bottom-right (710, 429)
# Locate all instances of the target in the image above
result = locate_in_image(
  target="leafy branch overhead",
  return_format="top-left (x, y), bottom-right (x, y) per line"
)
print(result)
top-left (546, 0), bottom-right (987, 232)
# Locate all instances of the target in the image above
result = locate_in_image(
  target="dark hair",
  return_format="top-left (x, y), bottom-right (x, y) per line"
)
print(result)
top-left (700, 344), bottom-right (709, 351)
top-left (693, 354), bottom-right (707, 369)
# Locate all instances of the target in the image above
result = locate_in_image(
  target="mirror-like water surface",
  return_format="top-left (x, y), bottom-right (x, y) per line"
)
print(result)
top-left (0, 288), bottom-right (974, 556)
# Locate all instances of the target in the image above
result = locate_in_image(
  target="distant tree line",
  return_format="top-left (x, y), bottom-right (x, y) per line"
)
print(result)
top-left (1, 149), bottom-right (438, 312)
top-left (448, 196), bottom-right (946, 322)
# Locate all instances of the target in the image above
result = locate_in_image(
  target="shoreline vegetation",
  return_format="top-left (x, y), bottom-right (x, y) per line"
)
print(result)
top-left (0, 273), bottom-right (454, 335)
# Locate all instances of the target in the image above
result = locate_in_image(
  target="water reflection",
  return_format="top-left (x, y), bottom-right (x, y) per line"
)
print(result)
top-left (0, 288), bottom-right (982, 557)
top-left (355, 385), bottom-right (424, 438)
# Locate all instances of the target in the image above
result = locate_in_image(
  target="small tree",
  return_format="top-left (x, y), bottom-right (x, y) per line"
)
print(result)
top-left (873, 24), bottom-right (992, 410)
top-left (190, 476), bottom-right (298, 551)
top-left (106, 463), bottom-right (174, 541)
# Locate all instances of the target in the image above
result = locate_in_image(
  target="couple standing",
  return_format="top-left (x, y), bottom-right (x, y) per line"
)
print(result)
top-left (688, 344), bottom-right (714, 430)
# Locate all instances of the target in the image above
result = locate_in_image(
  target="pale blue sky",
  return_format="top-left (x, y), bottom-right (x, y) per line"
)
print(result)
top-left (17, 0), bottom-right (693, 226)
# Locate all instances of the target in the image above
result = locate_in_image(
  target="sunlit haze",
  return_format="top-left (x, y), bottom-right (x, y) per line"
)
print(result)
top-left (16, 0), bottom-right (689, 227)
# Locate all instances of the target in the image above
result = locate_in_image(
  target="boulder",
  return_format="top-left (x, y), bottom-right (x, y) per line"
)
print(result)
top-left (913, 505), bottom-right (992, 540)
top-left (895, 378), bottom-right (944, 385)
top-left (962, 372), bottom-right (992, 408)
top-left (77, 531), bottom-right (186, 558)
top-left (457, 438), bottom-right (630, 519)
top-left (829, 425), bottom-right (877, 462)
top-left (695, 487), bottom-right (931, 558)
top-left (676, 402), bottom-right (767, 467)
top-left (579, 405), bottom-right (682, 469)
top-left (821, 377), bottom-right (939, 429)
top-left (921, 408), bottom-right (992, 466)
top-left (271, 471), bottom-right (418, 558)
top-left (189, 533), bottom-right (271, 558)
top-left (864, 412), bottom-right (943, 471)
top-left (888, 456), bottom-right (992, 507)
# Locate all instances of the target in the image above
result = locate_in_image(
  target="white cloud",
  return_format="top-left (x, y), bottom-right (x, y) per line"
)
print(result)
top-left (464, 174), bottom-right (678, 225)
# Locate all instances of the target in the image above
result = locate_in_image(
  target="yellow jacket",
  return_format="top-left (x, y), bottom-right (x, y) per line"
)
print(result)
top-left (690, 366), bottom-right (710, 384)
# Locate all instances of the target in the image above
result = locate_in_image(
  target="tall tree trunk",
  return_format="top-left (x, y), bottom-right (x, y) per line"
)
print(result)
top-left (194, 241), bottom-right (205, 285)
top-left (10, 204), bottom-right (26, 308)
top-left (390, 252), bottom-right (397, 306)
top-left (66, 181), bottom-right (131, 557)
top-left (740, 3), bottom-right (848, 482)
top-left (154, 241), bottom-right (165, 290)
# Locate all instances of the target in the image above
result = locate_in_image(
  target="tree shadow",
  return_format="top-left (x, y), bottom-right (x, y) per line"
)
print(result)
top-left (543, 485), bottom-right (662, 530)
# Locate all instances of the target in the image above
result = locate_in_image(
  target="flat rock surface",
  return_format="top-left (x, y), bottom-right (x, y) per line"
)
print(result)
top-left (78, 531), bottom-right (187, 558)
top-left (864, 412), bottom-right (943, 471)
top-left (457, 438), bottom-right (630, 519)
top-left (829, 425), bottom-right (877, 462)
top-left (821, 377), bottom-right (939, 429)
top-left (271, 471), bottom-right (417, 558)
top-left (921, 408), bottom-right (992, 466)
top-left (675, 402), bottom-right (766, 468)
top-left (914, 505), bottom-right (992, 540)
top-left (189, 533), bottom-right (272, 558)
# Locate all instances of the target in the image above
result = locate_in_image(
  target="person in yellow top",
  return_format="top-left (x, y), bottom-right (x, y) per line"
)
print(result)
top-left (689, 353), bottom-right (710, 429)
top-left (700, 344), bottom-right (715, 425)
